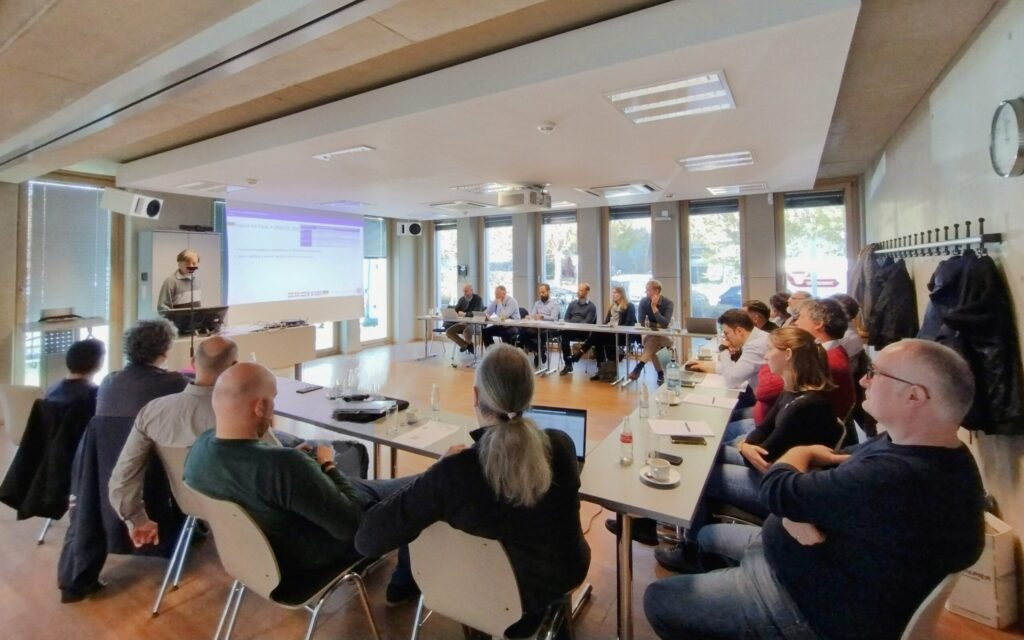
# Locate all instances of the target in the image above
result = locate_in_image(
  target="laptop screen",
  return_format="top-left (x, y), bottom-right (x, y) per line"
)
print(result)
top-left (524, 405), bottom-right (587, 462)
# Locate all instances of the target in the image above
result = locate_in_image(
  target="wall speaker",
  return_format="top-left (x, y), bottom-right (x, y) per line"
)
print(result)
top-left (397, 221), bottom-right (423, 236)
top-left (101, 188), bottom-right (162, 219)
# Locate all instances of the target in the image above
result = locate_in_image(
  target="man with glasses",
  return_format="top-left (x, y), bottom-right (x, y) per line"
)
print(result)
top-left (645, 339), bottom-right (985, 640)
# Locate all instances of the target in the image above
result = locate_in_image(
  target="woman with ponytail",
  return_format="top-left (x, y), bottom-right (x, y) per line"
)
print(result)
top-left (355, 344), bottom-right (590, 637)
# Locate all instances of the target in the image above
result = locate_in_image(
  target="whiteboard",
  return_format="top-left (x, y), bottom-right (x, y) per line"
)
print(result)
top-left (139, 231), bottom-right (223, 319)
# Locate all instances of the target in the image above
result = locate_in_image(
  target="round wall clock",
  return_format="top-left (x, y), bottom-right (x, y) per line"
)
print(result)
top-left (990, 97), bottom-right (1024, 177)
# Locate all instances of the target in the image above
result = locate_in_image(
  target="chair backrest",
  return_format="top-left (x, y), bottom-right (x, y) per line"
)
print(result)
top-left (900, 573), bottom-right (959, 640)
top-left (186, 487), bottom-right (281, 600)
top-left (834, 418), bottom-right (848, 449)
top-left (410, 522), bottom-right (522, 638)
top-left (0, 385), bottom-right (43, 446)
top-left (155, 445), bottom-right (206, 518)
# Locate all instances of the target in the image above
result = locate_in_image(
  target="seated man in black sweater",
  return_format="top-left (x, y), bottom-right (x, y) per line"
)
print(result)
top-left (45, 339), bottom-right (106, 406)
top-left (644, 338), bottom-right (986, 640)
top-left (185, 363), bottom-right (416, 603)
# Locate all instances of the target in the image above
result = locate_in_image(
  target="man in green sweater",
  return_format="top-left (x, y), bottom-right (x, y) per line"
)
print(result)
top-left (185, 362), bottom-right (366, 595)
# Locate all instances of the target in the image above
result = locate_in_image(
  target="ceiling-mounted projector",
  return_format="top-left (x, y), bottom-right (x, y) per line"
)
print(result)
top-left (101, 188), bottom-right (162, 219)
top-left (498, 188), bottom-right (551, 212)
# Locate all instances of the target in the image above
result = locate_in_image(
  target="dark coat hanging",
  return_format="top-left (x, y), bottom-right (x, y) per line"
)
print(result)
top-left (868, 256), bottom-right (919, 349)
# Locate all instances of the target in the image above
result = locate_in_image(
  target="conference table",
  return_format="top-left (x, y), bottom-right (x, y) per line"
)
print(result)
top-left (416, 313), bottom-right (716, 385)
top-left (273, 374), bottom-right (740, 640)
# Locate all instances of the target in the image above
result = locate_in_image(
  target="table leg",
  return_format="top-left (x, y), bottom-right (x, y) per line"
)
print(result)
top-left (616, 512), bottom-right (634, 640)
top-left (416, 318), bottom-right (437, 361)
top-left (372, 443), bottom-right (382, 480)
top-left (611, 332), bottom-right (624, 385)
top-left (390, 445), bottom-right (398, 478)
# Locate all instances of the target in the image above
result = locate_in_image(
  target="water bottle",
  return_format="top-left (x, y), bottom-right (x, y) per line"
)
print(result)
top-left (638, 384), bottom-right (650, 419)
top-left (430, 383), bottom-right (441, 420)
top-left (619, 417), bottom-right (634, 466)
top-left (665, 349), bottom-right (683, 398)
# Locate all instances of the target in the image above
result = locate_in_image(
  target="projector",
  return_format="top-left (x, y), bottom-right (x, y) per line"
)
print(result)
top-left (498, 188), bottom-right (551, 212)
top-left (101, 188), bottom-right (162, 219)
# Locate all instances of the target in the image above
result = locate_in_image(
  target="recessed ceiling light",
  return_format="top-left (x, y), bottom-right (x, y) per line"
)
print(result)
top-left (174, 180), bottom-right (250, 193)
top-left (450, 182), bottom-right (527, 194)
top-left (681, 151), bottom-right (754, 172)
top-left (429, 200), bottom-right (493, 213)
top-left (706, 182), bottom-right (768, 196)
top-left (550, 201), bottom-right (578, 209)
top-left (312, 145), bottom-right (375, 161)
top-left (578, 183), bottom-right (660, 199)
top-left (322, 200), bottom-right (372, 208)
top-left (606, 71), bottom-right (735, 124)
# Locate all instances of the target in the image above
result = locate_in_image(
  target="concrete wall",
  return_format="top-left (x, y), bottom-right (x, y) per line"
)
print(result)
top-left (862, 0), bottom-right (1024, 595)
top-left (651, 202), bottom-right (681, 316)
top-left (512, 212), bottom-right (536, 306)
top-left (742, 193), bottom-right (779, 305)
top-left (577, 207), bottom-right (604, 312)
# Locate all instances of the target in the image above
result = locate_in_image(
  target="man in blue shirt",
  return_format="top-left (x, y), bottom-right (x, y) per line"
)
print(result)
top-left (520, 283), bottom-right (560, 366)
top-left (559, 283), bottom-right (597, 376)
top-left (481, 285), bottom-right (521, 347)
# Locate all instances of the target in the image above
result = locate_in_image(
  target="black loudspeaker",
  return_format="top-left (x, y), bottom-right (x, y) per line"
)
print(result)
top-left (397, 222), bottom-right (423, 236)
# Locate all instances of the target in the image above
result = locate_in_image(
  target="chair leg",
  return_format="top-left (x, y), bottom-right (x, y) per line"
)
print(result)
top-left (152, 516), bottom-right (189, 616)
top-left (37, 518), bottom-right (53, 544)
top-left (344, 573), bottom-right (381, 640)
top-left (172, 516), bottom-right (198, 588)
top-left (214, 581), bottom-right (241, 640)
top-left (223, 584), bottom-right (246, 640)
top-left (304, 598), bottom-right (327, 640)
top-left (410, 594), bottom-right (427, 640)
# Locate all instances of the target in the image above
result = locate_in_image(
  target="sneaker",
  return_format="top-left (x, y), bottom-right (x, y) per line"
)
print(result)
top-left (628, 363), bottom-right (644, 381)
top-left (654, 543), bottom-right (703, 574)
top-left (467, 343), bottom-right (475, 355)
top-left (60, 580), bottom-right (107, 604)
top-left (533, 353), bottom-right (540, 367)
top-left (571, 343), bottom-right (583, 358)
top-left (603, 517), bottom-right (659, 546)
top-left (385, 580), bottom-right (421, 607)
top-left (560, 363), bottom-right (573, 376)
top-left (459, 344), bottom-right (468, 353)
top-left (590, 372), bottom-right (602, 381)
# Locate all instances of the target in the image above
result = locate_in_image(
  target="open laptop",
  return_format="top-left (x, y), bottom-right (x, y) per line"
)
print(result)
top-left (441, 307), bottom-right (459, 320)
top-left (524, 405), bottom-right (587, 463)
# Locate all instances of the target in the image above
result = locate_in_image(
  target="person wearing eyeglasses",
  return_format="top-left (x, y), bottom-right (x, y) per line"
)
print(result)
top-left (158, 249), bottom-right (202, 310)
top-left (645, 339), bottom-right (985, 640)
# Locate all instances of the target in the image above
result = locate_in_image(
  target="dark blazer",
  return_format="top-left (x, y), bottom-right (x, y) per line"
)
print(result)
top-left (355, 427), bottom-right (590, 634)
top-left (637, 295), bottom-right (674, 328)
top-left (604, 302), bottom-right (637, 327)
top-left (868, 257), bottom-right (918, 348)
top-left (454, 293), bottom-right (485, 315)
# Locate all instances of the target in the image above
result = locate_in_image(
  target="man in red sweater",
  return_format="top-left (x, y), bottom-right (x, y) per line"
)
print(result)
top-left (795, 298), bottom-right (855, 421)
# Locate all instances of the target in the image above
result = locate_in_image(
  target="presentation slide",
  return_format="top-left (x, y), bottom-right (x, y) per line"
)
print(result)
top-left (226, 206), bottom-right (363, 306)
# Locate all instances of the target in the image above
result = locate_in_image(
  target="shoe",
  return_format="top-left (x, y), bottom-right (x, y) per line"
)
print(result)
top-left (628, 363), bottom-right (644, 381)
top-left (657, 372), bottom-right (665, 386)
top-left (533, 353), bottom-right (540, 367)
top-left (60, 580), bottom-right (107, 604)
top-left (560, 363), bottom-right (573, 376)
top-left (459, 344), bottom-right (468, 353)
top-left (467, 343), bottom-right (475, 355)
top-left (571, 343), bottom-right (583, 358)
top-left (590, 372), bottom-right (602, 381)
top-left (385, 580), bottom-right (421, 607)
top-left (654, 542), bottom-right (704, 574)
top-left (604, 517), bottom-right (659, 546)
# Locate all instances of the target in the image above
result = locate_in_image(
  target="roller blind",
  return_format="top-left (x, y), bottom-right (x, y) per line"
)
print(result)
top-left (609, 204), bottom-right (651, 220)
top-left (24, 181), bottom-right (111, 322)
top-left (364, 216), bottom-right (387, 259)
top-left (689, 198), bottom-right (739, 215)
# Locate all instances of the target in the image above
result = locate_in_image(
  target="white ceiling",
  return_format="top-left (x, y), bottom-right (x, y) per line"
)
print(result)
top-left (118, 0), bottom-right (860, 218)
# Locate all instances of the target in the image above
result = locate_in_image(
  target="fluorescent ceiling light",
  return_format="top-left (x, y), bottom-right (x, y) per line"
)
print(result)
top-left (429, 200), bottom-right (493, 213)
top-left (579, 183), bottom-right (660, 199)
top-left (706, 182), bottom-right (768, 196)
top-left (606, 71), bottom-right (735, 124)
top-left (450, 182), bottom-right (527, 194)
top-left (174, 180), bottom-right (250, 193)
top-left (312, 145), bottom-right (375, 161)
top-left (550, 201), bottom-right (578, 209)
top-left (681, 151), bottom-right (755, 172)
top-left (322, 200), bottom-right (371, 208)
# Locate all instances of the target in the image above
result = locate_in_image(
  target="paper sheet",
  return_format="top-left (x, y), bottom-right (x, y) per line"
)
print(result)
top-left (392, 420), bottom-right (461, 449)
top-left (648, 418), bottom-right (715, 437)
top-left (695, 373), bottom-right (736, 390)
top-left (682, 393), bottom-right (738, 410)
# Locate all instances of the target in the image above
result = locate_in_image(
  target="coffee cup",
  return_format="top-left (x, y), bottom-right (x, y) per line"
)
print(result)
top-left (649, 458), bottom-right (671, 482)
top-left (634, 322), bottom-right (643, 328)
top-left (405, 408), bottom-right (420, 424)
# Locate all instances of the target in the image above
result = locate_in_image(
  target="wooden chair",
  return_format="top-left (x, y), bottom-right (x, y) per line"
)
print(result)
top-left (0, 385), bottom-right (53, 543)
top-left (409, 521), bottom-right (573, 640)
top-left (901, 573), bottom-right (959, 640)
top-left (150, 446), bottom-right (205, 616)
top-left (188, 488), bottom-right (380, 640)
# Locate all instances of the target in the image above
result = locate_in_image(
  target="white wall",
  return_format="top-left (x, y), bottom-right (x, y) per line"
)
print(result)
top-left (863, 0), bottom-right (1024, 591)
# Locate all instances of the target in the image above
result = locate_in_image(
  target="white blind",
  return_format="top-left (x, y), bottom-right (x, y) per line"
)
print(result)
top-left (364, 216), bottom-right (387, 258)
top-left (25, 181), bottom-right (111, 321)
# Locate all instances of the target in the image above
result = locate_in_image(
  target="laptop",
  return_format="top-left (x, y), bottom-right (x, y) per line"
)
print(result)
top-left (524, 405), bottom-right (587, 463)
top-left (441, 307), bottom-right (459, 320)
top-left (685, 317), bottom-right (718, 335)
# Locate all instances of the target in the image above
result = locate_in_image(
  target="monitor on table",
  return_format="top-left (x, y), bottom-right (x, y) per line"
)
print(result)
top-left (161, 306), bottom-right (229, 336)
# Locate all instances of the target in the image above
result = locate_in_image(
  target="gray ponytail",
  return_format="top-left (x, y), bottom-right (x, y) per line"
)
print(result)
top-left (475, 345), bottom-right (552, 506)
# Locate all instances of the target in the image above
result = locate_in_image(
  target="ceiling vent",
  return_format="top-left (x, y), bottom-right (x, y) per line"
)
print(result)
top-left (498, 188), bottom-right (551, 212)
top-left (175, 180), bottom-right (250, 194)
top-left (706, 182), bottom-right (768, 196)
top-left (429, 200), bottom-right (493, 213)
top-left (579, 182), bottom-right (660, 199)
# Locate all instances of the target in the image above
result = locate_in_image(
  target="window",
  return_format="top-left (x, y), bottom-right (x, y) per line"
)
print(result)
top-left (608, 205), bottom-right (652, 304)
top-left (315, 322), bottom-right (336, 352)
top-left (434, 220), bottom-right (459, 308)
top-left (688, 198), bottom-right (741, 318)
top-left (484, 216), bottom-right (514, 300)
top-left (22, 181), bottom-right (112, 386)
top-left (782, 191), bottom-right (847, 296)
top-left (541, 212), bottom-right (578, 313)
top-left (361, 217), bottom-right (388, 342)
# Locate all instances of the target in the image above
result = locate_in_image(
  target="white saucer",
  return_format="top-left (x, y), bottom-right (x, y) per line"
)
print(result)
top-left (639, 465), bottom-right (680, 488)
top-left (656, 394), bottom-right (681, 406)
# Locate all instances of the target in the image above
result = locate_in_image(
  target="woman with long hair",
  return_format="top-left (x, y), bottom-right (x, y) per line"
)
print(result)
top-left (355, 344), bottom-right (590, 637)
top-left (569, 286), bottom-right (638, 381)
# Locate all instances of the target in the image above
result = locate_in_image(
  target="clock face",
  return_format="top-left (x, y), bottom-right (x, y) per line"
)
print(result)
top-left (991, 99), bottom-right (1024, 177)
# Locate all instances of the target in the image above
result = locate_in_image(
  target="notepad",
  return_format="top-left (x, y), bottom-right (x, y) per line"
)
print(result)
top-left (682, 393), bottom-right (738, 410)
top-left (648, 418), bottom-right (715, 437)
top-left (392, 420), bottom-right (461, 448)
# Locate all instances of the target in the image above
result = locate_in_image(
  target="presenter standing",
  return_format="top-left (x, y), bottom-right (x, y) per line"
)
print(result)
top-left (158, 249), bottom-right (202, 310)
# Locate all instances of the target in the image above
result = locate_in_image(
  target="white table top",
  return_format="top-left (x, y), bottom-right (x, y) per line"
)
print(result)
top-left (417, 314), bottom-right (716, 339)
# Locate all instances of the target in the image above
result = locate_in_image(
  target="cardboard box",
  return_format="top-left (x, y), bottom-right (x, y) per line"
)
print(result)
top-left (946, 513), bottom-right (1019, 629)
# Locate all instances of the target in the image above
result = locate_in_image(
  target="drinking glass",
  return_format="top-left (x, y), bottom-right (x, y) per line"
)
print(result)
top-left (430, 383), bottom-right (441, 420)
top-left (386, 403), bottom-right (399, 436)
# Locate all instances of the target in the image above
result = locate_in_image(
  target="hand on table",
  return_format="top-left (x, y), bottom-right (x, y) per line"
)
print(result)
top-left (689, 360), bottom-right (715, 374)
top-left (782, 518), bottom-right (826, 546)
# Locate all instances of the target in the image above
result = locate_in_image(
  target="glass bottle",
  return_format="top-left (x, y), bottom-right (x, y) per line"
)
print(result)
top-left (620, 417), bottom-right (634, 466)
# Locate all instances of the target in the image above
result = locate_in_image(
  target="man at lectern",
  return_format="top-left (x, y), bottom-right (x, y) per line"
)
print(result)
top-left (158, 249), bottom-right (202, 310)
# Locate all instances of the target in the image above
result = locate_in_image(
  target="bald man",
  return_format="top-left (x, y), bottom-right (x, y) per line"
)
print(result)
top-left (185, 363), bottom-right (419, 604)
top-left (645, 339), bottom-right (985, 640)
top-left (782, 290), bottom-right (812, 326)
top-left (109, 336), bottom-right (250, 547)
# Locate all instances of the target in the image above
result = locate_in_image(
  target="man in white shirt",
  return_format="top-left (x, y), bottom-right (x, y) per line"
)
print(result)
top-left (522, 283), bottom-right (560, 365)
top-left (689, 308), bottom-right (769, 393)
top-left (481, 285), bottom-right (521, 347)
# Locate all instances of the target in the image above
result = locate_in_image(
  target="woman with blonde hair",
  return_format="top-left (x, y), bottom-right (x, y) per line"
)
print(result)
top-left (654, 327), bottom-right (843, 572)
top-left (356, 344), bottom-right (590, 637)
top-left (570, 285), bottom-right (638, 381)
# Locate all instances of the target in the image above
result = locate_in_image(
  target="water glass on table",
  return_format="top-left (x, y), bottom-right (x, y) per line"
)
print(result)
top-left (430, 383), bottom-right (441, 420)
top-left (385, 403), bottom-right (399, 436)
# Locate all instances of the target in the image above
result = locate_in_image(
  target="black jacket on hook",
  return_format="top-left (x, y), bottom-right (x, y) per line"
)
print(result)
top-left (919, 250), bottom-right (1024, 435)
top-left (868, 257), bottom-right (919, 349)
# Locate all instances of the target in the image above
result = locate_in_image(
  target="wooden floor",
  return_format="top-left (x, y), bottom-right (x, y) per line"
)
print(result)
top-left (0, 341), bottom-right (1020, 640)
